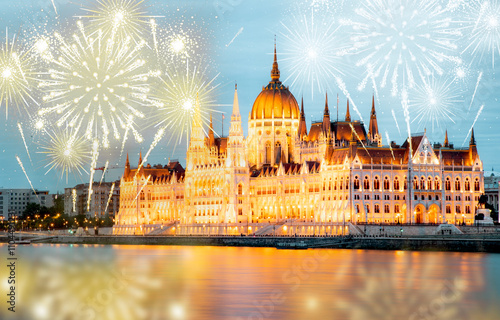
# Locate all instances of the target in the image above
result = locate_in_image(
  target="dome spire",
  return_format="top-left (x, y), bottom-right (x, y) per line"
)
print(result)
top-left (271, 36), bottom-right (280, 82)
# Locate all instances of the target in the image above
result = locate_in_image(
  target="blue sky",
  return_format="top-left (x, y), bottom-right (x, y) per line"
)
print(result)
top-left (0, 0), bottom-right (499, 193)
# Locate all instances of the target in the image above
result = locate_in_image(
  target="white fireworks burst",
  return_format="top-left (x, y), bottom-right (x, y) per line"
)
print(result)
top-left (0, 29), bottom-right (39, 117)
top-left (279, 7), bottom-right (353, 100)
top-left (39, 125), bottom-right (91, 181)
top-left (147, 60), bottom-right (222, 151)
top-left (408, 74), bottom-right (464, 134)
top-left (76, 0), bottom-right (163, 43)
top-left (459, 0), bottom-right (500, 67)
top-left (38, 20), bottom-right (155, 148)
top-left (345, 0), bottom-right (462, 96)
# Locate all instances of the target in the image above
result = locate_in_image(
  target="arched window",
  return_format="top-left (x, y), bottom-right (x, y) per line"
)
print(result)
top-left (374, 204), bottom-right (380, 213)
top-left (238, 183), bottom-right (243, 195)
top-left (466, 205), bottom-right (471, 214)
top-left (455, 177), bottom-right (461, 191)
top-left (346, 177), bottom-right (349, 190)
top-left (427, 177), bottom-right (432, 190)
top-left (395, 204), bottom-right (400, 213)
top-left (445, 177), bottom-right (451, 191)
top-left (356, 204), bottom-right (360, 213)
top-left (333, 178), bottom-right (336, 191)
top-left (413, 177), bottom-right (419, 190)
top-left (265, 141), bottom-right (272, 164)
top-left (394, 177), bottom-right (400, 191)
top-left (384, 204), bottom-right (390, 213)
top-left (364, 176), bottom-right (370, 190)
top-left (420, 176), bottom-right (425, 190)
top-left (384, 177), bottom-right (390, 190)
top-left (465, 178), bottom-right (470, 191)
top-left (354, 176), bottom-right (360, 190)
top-left (365, 204), bottom-right (370, 214)
top-left (340, 177), bottom-right (344, 190)
top-left (404, 176), bottom-right (408, 190)
top-left (275, 141), bottom-right (281, 160)
top-left (374, 176), bottom-right (380, 190)
top-left (455, 205), bottom-right (461, 214)
top-left (474, 178), bottom-right (480, 191)
top-left (446, 205), bottom-right (451, 214)
top-left (435, 177), bottom-right (440, 190)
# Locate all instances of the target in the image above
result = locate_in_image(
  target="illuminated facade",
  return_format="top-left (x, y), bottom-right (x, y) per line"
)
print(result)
top-left (114, 46), bottom-right (484, 235)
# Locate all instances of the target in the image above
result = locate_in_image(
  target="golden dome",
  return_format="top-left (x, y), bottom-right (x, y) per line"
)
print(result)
top-left (250, 44), bottom-right (300, 120)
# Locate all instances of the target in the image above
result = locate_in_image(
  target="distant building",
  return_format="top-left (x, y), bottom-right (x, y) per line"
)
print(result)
top-left (0, 189), bottom-right (54, 219)
top-left (484, 171), bottom-right (500, 212)
top-left (64, 181), bottom-right (120, 218)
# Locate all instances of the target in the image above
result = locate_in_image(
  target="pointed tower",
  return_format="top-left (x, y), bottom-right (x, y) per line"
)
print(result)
top-left (322, 92), bottom-right (330, 135)
top-left (468, 128), bottom-right (478, 165)
top-left (345, 99), bottom-right (351, 122)
top-left (189, 94), bottom-right (206, 149)
top-left (124, 152), bottom-right (130, 177)
top-left (225, 83), bottom-right (249, 224)
top-left (208, 113), bottom-right (215, 147)
top-left (271, 38), bottom-right (280, 83)
top-left (138, 150), bottom-right (143, 167)
top-left (227, 83), bottom-right (246, 166)
top-left (368, 95), bottom-right (380, 146)
top-left (443, 130), bottom-right (449, 147)
top-left (298, 97), bottom-right (308, 140)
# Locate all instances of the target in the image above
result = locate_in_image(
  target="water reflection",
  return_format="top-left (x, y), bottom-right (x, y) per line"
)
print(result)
top-left (0, 245), bottom-right (499, 320)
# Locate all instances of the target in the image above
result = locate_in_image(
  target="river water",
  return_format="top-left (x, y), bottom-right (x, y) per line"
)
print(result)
top-left (1, 244), bottom-right (499, 320)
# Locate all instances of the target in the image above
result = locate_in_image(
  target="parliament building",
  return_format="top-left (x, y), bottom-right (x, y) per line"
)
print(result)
top-left (113, 46), bottom-right (484, 236)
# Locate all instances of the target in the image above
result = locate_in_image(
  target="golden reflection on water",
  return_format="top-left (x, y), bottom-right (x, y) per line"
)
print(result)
top-left (0, 244), bottom-right (499, 320)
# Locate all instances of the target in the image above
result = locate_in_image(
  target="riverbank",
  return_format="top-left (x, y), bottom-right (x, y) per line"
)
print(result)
top-left (2, 232), bottom-right (500, 252)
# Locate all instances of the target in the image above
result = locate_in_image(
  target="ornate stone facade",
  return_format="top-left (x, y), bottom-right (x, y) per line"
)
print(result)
top-left (114, 47), bottom-right (484, 235)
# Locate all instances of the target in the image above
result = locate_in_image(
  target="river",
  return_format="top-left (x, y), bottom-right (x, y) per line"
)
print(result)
top-left (1, 244), bottom-right (499, 320)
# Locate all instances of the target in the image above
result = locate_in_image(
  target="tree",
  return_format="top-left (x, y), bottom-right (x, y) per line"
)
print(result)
top-left (22, 203), bottom-right (41, 219)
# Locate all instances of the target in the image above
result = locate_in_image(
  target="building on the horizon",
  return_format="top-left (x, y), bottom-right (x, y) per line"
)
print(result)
top-left (484, 171), bottom-right (500, 213)
top-left (0, 189), bottom-right (54, 219)
top-left (64, 181), bottom-right (120, 218)
top-left (114, 45), bottom-right (484, 235)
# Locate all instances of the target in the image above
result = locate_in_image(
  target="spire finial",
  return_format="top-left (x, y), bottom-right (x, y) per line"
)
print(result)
top-left (345, 99), bottom-right (351, 122)
top-left (301, 96), bottom-right (305, 116)
top-left (444, 130), bottom-right (449, 147)
top-left (371, 94), bottom-right (376, 115)
top-left (470, 127), bottom-right (476, 145)
top-left (235, 81), bottom-right (237, 90)
top-left (324, 91), bottom-right (329, 115)
top-left (271, 36), bottom-right (280, 82)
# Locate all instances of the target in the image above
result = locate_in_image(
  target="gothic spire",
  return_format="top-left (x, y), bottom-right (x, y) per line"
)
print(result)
top-left (444, 130), bottom-right (449, 147)
top-left (470, 128), bottom-right (476, 145)
top-left (270, 37), bottom-right (280, 82)
top-left (323, 92), bottom-right (331, 134)
top-left (298, 96), bottom-right (308, 139)
top-left (208, 113), bottom-right (215, 146)
top-left (368, 94), bottom-right (379, 144)
top-left (228, 84), bottom-right (243, 139)
top-left (345, 99), bottom-right (351, 122)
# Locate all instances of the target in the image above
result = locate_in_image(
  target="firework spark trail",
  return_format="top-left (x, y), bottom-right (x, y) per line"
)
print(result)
top-left (16, 155), bottom-right (39, 204)
top-left (385, 131), bottom-right (395, 160)
top-left (349, 123), bottom-right (371, 159)
top-left (99, 160), bottom-right (109, 186)
top-left (335, 76), bottom-right (364, 122)
top-left (50, 0), bottom-right (58, 15)
top-left (17, 122), bottom-right (32, 163)
top-left (391, 109), bottom-right (401, 136)
top-left (104, 182), bottom-right (115, 214)
top-left (150, 19), bottom-right (158, 55)
top-left (462, 104), bottom-right (484, 146)
top-left (87, 140), bottom-right (99, 213)
top-left (226, 27), bottom-right (244, 47)
top-left (468, 71), bottom-right (482, 111)
top-left (401, 89), bottom-right (413, 155)
top-left (134, 127), bottom-right (165, 180)
top-left (132, 175), bottom-right (151, 205)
